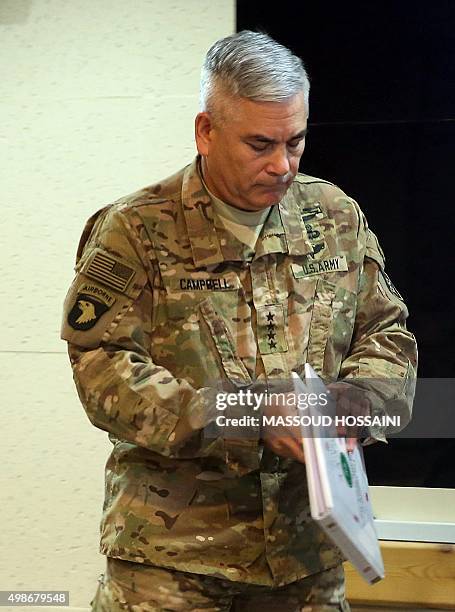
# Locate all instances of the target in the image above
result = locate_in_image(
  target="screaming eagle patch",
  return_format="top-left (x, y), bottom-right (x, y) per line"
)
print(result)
top-left (67, 283), bottom-right (116, 331)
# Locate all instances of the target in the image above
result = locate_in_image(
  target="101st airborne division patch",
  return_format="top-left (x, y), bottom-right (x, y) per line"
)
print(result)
top-left (67, 283), bottom-right (116, 331)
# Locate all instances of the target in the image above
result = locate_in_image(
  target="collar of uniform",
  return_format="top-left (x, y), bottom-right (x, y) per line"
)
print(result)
top-left (181, 157), bottom-right (257, 264)
top-left (253, 204), bottom-right (287, 258)
top-left (277, 187), bottom-right (315, 256)
top-left (181, 157), bottom-right (224, 266)
top-left (254, 185), bottom-right (314, 258)
top-left (181, 157), bottom-right (314, 265)
top-left (199, 164), bottom-right (260, 261)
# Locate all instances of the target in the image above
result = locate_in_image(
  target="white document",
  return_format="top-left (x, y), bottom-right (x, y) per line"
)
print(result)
top-left (292, 365), bottom-right (385, 584)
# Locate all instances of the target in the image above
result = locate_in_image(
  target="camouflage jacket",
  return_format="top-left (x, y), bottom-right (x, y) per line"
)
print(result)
top-left (61, 156), bottom-right (417, 586)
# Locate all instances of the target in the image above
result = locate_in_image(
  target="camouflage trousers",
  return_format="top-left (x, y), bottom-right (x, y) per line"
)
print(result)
top-left (90, 557), bottom-right (350, 612)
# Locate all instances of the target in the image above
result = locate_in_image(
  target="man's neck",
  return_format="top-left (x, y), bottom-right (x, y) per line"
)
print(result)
top-left (199, 158), bottom-right (270, 226)
top-left (200, 156), bottom-right (247, 213)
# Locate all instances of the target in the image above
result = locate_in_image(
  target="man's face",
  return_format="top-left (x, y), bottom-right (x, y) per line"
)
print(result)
top-left (195, 91), bottom-right (308, 211)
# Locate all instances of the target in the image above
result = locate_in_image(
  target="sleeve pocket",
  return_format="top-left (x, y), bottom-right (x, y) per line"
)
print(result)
top-left (307, 278), bottom-right (336, 374)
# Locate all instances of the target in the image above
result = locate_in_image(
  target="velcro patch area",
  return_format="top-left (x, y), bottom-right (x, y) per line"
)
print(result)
top-left (85, 250), bottom-right (135, 292)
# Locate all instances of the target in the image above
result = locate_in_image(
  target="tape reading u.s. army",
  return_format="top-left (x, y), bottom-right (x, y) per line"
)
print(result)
top-left (291, 255), bottom-right (348, 278)
top-left (85, 251), bottom-right (135, 292)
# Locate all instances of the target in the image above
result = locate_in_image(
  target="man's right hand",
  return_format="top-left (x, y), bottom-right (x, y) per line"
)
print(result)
top-left (261, 395), bottom-right (306, 463)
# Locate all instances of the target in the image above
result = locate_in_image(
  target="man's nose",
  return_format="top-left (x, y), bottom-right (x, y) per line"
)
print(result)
top-left (265, 146), bottom-right (291, 177)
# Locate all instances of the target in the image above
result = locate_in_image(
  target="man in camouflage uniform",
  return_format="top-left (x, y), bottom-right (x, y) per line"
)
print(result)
top-left (62, 31), bottom-right (417, 611)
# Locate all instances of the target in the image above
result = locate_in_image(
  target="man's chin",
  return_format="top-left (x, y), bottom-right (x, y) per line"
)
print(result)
top-left (231, 188), bottom-right (287, 210)
top-left (246, 197), bottom-right (280, 210)
top-left (259, 190), bottom-right (288, 207)
top-left (257, 184), bottom-right (291, 205)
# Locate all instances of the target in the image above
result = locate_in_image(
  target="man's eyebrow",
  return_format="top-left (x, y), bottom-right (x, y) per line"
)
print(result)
top-left (245, 128), bottom-right (308, 143)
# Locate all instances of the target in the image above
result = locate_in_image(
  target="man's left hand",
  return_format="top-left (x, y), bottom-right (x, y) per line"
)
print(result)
top-left (327, 381), bottom-right (371, 452)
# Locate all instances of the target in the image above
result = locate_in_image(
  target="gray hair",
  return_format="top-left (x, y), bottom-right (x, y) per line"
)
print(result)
top-left (200, 30), bottom-right (310, 119)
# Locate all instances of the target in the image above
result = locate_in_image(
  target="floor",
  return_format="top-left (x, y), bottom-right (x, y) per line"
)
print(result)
top-left (352, 607), bottom-right (448, 611)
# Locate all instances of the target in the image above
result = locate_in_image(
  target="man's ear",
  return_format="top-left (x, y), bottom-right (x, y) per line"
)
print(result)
top-left (195, 112), bottom-right (213, 156)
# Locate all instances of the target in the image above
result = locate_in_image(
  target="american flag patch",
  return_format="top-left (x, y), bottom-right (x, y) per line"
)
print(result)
top-left (85, 251), bottom-right (135, 292)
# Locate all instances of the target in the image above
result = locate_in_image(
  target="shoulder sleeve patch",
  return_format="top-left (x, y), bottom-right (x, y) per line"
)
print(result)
top-left (61, 248), bottom-right (148, 348)
top-left (365, 230), bottom-right (406, 307)
top-left (365, 229), bottom-right (385, 269)
top-left (84, 248), bottom-right (136, 294)
top-left (377, 268), bottom-right (406, 310)
top-left (380, 270), bottom-right (404, 301)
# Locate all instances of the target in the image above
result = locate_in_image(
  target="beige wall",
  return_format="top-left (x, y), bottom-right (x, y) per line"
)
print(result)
top-left (0, 1), bottom-right (234, 609)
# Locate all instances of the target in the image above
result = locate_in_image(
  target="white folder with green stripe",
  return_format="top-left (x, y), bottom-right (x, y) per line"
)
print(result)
top-left (294, 365), bottom-right (385, 584)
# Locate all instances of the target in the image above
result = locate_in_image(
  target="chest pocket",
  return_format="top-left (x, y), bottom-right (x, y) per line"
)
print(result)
top-left (153, 269), bottom-right (252, 388)
top-left (288, 199), bottom-right (360, 375)
top-left (199, 298), bottom-right (252, 387)
top-left (301, 276), bottom-right (357, 379)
